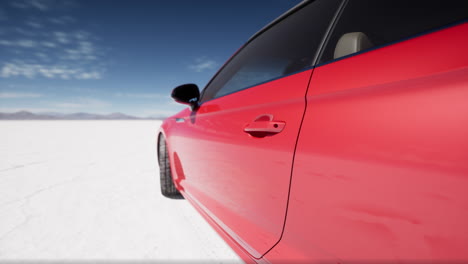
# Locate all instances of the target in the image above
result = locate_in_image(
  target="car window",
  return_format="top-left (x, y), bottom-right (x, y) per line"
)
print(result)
top-left (201, 0), bottom-right (342, 102)
top-left (319, 0), bottom-right (468, 63)
top-left (219, 57), bottom-right (287, 96)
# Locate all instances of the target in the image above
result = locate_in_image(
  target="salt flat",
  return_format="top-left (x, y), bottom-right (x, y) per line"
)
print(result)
top-left (0, 121), bottom-right (241, 262)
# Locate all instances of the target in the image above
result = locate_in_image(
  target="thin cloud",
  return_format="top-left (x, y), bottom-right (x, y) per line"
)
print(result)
top-left (54, 102), bottom-right (83, 108)
top-left (0, 98), bottom-right (111, 114)
top-left (35, 52), bottom-right (50, 61)
top-left (1, 30), bottom-right (106, 79)
top-left (25, 20), bottom-right (43, 28)
top-left (62, 41), bottom-right (97, 61)
top-left (77, 72), bottom-right (101, 80)
top-left (53, 98), bottom-right (111, 109)
top-left (18, 39), bottom-right (37, 48)
top-left (114, 92), bottom-right (165, 99)
top-left (188, 58), bottom-right (217, 72)
top-left (15, 27), bottom-right (38, 37)
top-left (54, 31), bottom-right (69, 44)
top-left (8, 0), bottom-right (78, 12)
top-left (0, 107), bottom-right (57, 113)
top-left (10, 0), bottom-right (51, 11)
top-left (1, 2), bottom-right (106, 81)
top-left (0, 39), bottom-right (38, 48)
top-left (41, 41), bottom-right (56, 48)
top-left (0, 40), bottom-right (13, 46)
top-left (0, 61), bottom-right (102, 80)
top-left (74, 31), bottom-right (90, 40)
top-left (0, 92), bottom-right (43, 98)
top-left (49, 16), bottom-right (75, 25)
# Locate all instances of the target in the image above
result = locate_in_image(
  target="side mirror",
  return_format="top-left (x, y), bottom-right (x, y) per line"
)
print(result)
top-left (171, 83), bottom-right (200, 111)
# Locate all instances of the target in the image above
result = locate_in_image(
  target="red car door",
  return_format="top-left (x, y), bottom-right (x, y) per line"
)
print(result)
top-left (265, 1), bottom-right (468, 262)
top-left (166, 0), bottom-right (341, 258)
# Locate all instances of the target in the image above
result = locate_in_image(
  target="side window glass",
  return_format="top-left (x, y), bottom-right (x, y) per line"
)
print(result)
top-left (202, 0), bottom-right (341, 102)
top-left (320, 0), bottom-right (468, 63)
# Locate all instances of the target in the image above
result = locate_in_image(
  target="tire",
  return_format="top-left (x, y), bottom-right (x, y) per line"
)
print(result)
top-left (158, 135), bottom-right (184, 199)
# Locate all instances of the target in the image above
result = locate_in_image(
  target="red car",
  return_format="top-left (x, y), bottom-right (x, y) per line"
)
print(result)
top-left (158, 0), bottom-right (468, 262)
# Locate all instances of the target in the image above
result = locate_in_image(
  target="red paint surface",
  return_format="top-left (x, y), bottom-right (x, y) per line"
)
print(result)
top-left (162, 70), bottom-right (313, 258)
top-left (161, 23), bottom-right (468, 263)
top-left (265, 23), bottom-right (468, 263)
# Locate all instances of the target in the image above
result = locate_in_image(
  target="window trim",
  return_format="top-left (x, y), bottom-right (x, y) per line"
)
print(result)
top-left (247, 0), bottom-right (311, 46)
top-left (199, 0), bottom-right (345, 104)
top-left (313, 0), bottom-right (348, 66)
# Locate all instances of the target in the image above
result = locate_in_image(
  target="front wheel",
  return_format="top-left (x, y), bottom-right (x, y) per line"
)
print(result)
top-left (158, 135), bottom-right (184, 199)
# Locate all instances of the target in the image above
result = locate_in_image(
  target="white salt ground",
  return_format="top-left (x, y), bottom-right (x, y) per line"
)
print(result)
top-left (0, 120), bottom-right (242, 263)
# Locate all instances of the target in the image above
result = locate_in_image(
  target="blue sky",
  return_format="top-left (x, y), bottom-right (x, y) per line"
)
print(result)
top-left (0, 0), bottom-right (300, 117)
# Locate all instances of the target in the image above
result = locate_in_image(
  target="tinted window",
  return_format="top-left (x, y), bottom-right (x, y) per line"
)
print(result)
top-left (201, 0), bottom-right (341, 101)
top-left (320, 0), bottom-right (468, 63)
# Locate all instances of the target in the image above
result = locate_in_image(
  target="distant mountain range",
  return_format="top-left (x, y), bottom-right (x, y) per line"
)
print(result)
top-left (0, 111), bottom-right (165, 120)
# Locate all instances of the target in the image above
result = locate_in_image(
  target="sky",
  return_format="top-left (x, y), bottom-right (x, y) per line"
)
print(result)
top-left (0, 0), bottom-right (301, 118)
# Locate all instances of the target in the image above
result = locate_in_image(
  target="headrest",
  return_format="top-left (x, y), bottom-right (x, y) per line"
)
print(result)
top-left (334, 32), bottom-right (373, 59)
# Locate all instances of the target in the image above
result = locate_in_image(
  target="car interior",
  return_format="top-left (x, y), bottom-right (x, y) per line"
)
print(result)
top-left (334, 32), bottom-right (374, 59)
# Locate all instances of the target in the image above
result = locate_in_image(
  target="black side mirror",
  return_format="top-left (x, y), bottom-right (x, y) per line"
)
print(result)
top-left (171, 83), bottom-right (200, 111)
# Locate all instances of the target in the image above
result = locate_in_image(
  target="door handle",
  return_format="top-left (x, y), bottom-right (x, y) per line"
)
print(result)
top-left (244, 114), bottom-right (285, 136)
